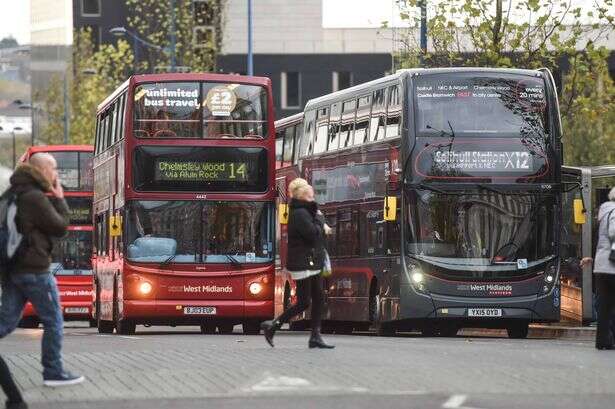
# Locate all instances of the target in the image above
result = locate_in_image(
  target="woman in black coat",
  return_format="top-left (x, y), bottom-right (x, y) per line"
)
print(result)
top-left (261, 180), bottom-right (334, 349)
top-left (0, 355), bottom-right (27, 408)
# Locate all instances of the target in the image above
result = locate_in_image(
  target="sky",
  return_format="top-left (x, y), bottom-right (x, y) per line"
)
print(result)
top-left (0, 0), bottom-right (30, 44)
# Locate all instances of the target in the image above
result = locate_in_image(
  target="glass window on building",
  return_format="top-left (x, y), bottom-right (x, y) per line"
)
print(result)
top-left (81, 0), bottom-right (101, 16)
top-left (333, 71), bottom-right (353, 92)
top-left (281, 72), bottom-right (301, 109)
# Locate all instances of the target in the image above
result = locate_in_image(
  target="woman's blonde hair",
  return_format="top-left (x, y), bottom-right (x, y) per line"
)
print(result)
top-left (288, 178), bottom-right (310, 199)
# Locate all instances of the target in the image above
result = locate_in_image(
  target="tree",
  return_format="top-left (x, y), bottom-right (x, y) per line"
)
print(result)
top-left (38, 29), bottom-right (134, 145)
top-left (0, 36), bottom-right (18, 49)
top-left (126, 0), bottom-right (224, 73)
top-left (393, 0), bottom-right (615, 165)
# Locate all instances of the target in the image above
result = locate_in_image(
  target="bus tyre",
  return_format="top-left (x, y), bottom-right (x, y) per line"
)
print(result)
top-left (438, 325), bottom-right (459, 337)
top-left (97, 317), bottom-right (114, 334)
top-left (507, 323), bottom-right (529, 339)
top-left (18, 318), bottom-right (39, 329)
top-left (421, 327), bottom-right (438, 337)
top-left (116, 319), bottom-right (136, 335)
top-left (242, 322), bottom-right (261, 335)
top-left (218, 323), bottom-right (234, 334)
top-left (200, 323), bottom-right (217, 334)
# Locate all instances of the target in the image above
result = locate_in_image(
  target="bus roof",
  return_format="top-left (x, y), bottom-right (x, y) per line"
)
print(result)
top-left (274, 112), bottom-right (303, 128)
top-left (97, 73), bottom-right (272, 113)
top-left (305, 67), bottom-right (546, 111)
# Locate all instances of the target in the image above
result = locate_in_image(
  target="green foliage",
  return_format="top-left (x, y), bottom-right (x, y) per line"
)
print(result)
top-left (395, 0), bottom-right (615, 166)
top-left (38, 1), bottom-right (224, 146)
top-left (126, 0), bottom-right (224, 72)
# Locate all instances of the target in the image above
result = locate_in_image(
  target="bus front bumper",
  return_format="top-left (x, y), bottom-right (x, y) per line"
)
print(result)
top-left (400, 285), bottom-right (560, 323)
top-left (123, 299), bottom-right (274, 322)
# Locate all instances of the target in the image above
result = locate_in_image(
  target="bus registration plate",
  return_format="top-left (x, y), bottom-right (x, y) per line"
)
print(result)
top-left (468, 308), bottom-right (502, 317)
top-left (65, 307), bottom-right (88, 314)
top-left (183, 306), bottom-right (216, 315)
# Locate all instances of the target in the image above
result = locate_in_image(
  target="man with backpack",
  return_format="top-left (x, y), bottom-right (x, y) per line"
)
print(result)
top-left (0, 153), bottom-right (84, 387)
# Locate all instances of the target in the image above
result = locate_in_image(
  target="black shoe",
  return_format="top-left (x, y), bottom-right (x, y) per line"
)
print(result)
top-left (261, 320), bottom-right (279, 347)
top-left (6, 401), bottom-right (28, 409)
top-left (308, 332), bottom-right (335, 349)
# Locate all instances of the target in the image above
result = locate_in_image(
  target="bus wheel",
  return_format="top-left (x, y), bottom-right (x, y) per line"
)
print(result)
top-left (97, 317), bottom-right (114, 334)
top-left (283, 283), bottom-right (291, 312)
top-left (438, 325), bottom-right (459, 337)
top-left (18, 318), bottom-right (39, 329)
top-left (116, 319), bottom-right (136, 335)
top-left (200, 323), bottom-right (216, 334)
top-left (421, 327), bottom-right (438, 337)
top-left (218, 323), bottom-right (234, 334)
top-left (242, 322), bottom-right (261, 335)
top-left (507, 323), bottom-right (529, 339)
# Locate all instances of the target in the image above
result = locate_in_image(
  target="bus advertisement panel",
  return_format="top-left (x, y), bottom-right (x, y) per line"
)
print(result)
top-left (277, 68), bottom-right (562, 338)
top-left (19, 146), bottom-right (94, 327)
top-left (93, 74), bottom-right (275, 335)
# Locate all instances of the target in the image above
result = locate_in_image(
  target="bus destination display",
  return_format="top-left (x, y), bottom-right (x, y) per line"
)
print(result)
top-left (155, 159), bottom-right (248, 182)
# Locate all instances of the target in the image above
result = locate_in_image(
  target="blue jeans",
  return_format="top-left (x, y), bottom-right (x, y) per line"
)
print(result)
top-left (0, 273), bottom-right (64, 378)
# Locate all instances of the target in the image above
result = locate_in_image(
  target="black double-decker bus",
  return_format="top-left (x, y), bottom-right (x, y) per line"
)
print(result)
top-left (276, 68), bottom-right (563, 338)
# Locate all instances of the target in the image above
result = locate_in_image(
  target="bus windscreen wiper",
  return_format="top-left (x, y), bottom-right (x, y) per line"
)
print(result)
top-left (159, 254), bottom-right (177, 268)
top-left (226, 254), bottom-right (242, 269)
top-left (426, 124), bottom-right (453, 137)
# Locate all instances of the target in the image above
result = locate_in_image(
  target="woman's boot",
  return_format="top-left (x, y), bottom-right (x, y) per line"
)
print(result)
top-left (260, 320), bottom-right (281, 347)
top-left (308, 326), bottom-right (335, 349)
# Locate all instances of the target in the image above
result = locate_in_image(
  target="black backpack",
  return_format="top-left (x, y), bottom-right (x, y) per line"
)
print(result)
top-left (0, 191), bottom-right (23, 274)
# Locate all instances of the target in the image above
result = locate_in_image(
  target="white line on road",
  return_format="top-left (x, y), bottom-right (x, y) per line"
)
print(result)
top-left (97, 334), bottom-right (144, 340)
top-left (443, 395), bottom-right (468, 408)
top-left (442, 394), bottom-right (485, 409)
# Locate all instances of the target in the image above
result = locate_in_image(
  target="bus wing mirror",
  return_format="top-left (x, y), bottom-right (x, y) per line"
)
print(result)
top-left (573, 198), bottom-right (586, 225)
top-left (383, 196), bottom-right (397, 222)
top-left (278, 203), bottom-right (289, 225)
top-left (109, 215), bottom-right (122, 237)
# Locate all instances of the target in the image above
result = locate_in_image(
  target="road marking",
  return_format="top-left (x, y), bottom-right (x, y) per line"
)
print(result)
top-left (443, 395), bottom-right (468, 408)
top-left (442, 394), bottom-right (485, 409)
top-left (249, 375), bottom-right (312, 392)
top-left (97, 334), bottom-right (144, 340)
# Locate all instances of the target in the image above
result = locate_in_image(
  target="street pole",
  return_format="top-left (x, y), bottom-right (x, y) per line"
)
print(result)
top-left (247, 0), bottom-right (253, 76)
top-left (419, 0), bottom-right (427, 67)
top-left (63, 71), bottom-right (69, 144)
top-left (12, 131), bottom-right (15, 169)
top-left (170, 0), bottom-right (176, 72)
top-left (133, 36), bottom-right (139, 73)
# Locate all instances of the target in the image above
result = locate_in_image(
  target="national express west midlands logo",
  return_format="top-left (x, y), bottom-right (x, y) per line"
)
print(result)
top-left (168, 285), bottom-right (233, 294)
top-left (457, 284), bottom-right (513, 296)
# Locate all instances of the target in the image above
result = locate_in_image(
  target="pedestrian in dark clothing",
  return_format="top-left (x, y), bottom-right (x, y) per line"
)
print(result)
top-left (0, 355), bottom-right (27, 408)
top-left (590, 187), bottom-right (615, 350)
top-left (0, 153), bottom-right (85, 386)
top-left (261, 178), bottom-right (334, 349)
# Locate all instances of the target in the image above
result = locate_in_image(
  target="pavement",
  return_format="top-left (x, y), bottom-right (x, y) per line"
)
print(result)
top-left (1, 323), bottom-right (613, 409)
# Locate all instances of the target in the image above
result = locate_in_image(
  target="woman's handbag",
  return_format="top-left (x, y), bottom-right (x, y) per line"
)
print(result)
top-left (321, 250), bottom-right (332, 277)
top-left (607, 210), bottom-right (615, 262)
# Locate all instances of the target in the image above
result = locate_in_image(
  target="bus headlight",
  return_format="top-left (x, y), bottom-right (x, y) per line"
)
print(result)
top-left (139, 282), bottom-right (153, 295)
top-left (249, 282), bottom-right (263, 295)
top-left (542, 264), bottom-right (558, 293)
top-left (411, 271), bottom-right (424, 284)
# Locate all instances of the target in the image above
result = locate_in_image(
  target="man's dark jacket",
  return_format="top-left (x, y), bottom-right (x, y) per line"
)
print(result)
top-left (7, 164), bottom-right (69, 274)
top-left (286, 199), bottom-right (325, 272)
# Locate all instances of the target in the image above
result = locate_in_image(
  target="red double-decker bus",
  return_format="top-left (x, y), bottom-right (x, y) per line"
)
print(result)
top-left (92, 73), bottom-right (275, 335)
top-left (19, 145), bottom-right (94, 327)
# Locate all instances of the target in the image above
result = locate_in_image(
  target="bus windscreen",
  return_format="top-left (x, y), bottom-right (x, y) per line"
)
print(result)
top-left (65, 197), bottom-right (92, 225)
top-left (415, 74), bottom-right (547, 138)
top-left (48, 151), bottom-right (93, 191)
top-left (133, 82), bottom-right (268, 139)
top-left (133, 146), bottom-right (268, 192)
top-left (50, 230), bottom-right (93, 275)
